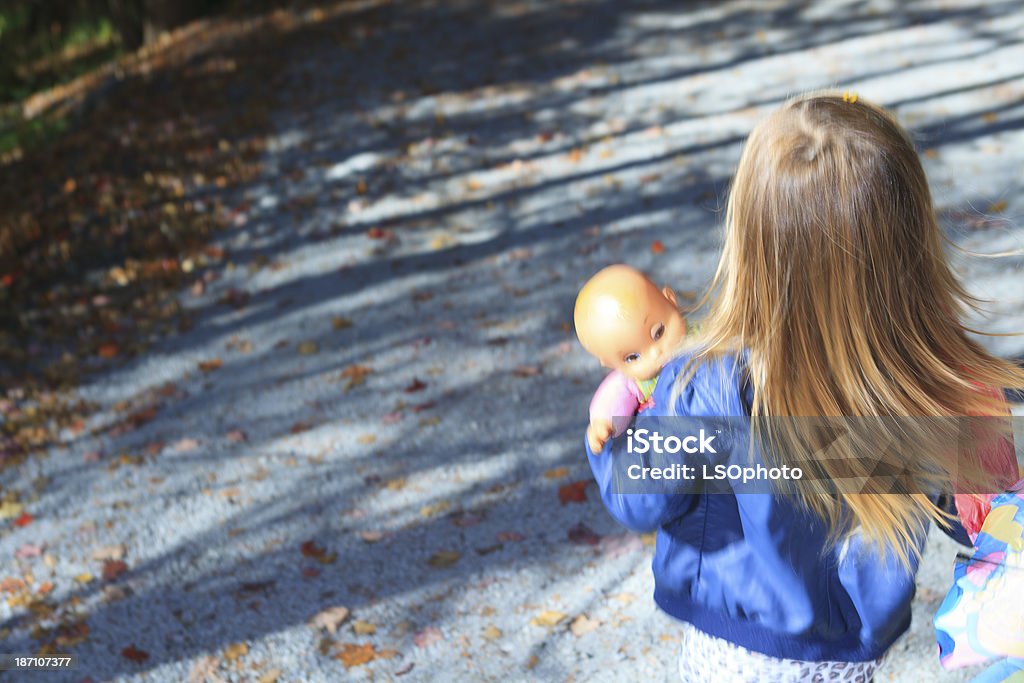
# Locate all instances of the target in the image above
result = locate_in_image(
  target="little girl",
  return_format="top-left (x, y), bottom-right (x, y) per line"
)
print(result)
top-left (583, 92), bottom-right (1023, 682)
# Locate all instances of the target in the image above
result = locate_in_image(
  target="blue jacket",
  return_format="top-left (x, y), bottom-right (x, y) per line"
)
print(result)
top-left (586, 352), bottom-right (970, 662)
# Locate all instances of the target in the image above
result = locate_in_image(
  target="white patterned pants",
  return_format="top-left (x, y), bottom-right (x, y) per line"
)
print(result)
top-left (677, 622), bottom-right (888, 683)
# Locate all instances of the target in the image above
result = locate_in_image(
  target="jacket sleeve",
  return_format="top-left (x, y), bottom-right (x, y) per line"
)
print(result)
top-left (584, 358), bottom-right (701, 532)
top-left (585, 434), bottom-right (694, 532)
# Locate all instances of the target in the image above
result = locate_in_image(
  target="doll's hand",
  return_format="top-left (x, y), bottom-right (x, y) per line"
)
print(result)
top-left (587, 419), bottom-right (615, 454)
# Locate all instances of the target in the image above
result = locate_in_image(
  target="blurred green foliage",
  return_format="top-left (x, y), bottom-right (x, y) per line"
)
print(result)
top-left (0, 0), bottom-right (235, 154)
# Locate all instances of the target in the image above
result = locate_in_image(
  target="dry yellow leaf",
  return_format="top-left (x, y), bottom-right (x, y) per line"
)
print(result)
top-left (74, 573), bottom-right (93, 584)
top-left (570, 614), bottom-right (601, 637)
top-left (989, 200), bottom-right (1008, 213)
top-left (429, 235), bottom-right (454, 250)
top-left (352, 620), bottom-right (377, 635)
top-left (544, 467), bottom-right (569, 480)
top-left (298, 341), bottom-right (319, 355)
top-left (427, 550), bottom-right (461, 568)
top-left (224, 642), bottom-right (248, 662)
top-left (420, 500), bottom-right (451, 518)
top-left (0, 501), bottom-right (24, 520)
top-left (531, 610), bottom-right (568, 628)
top-left (309, 606), bottom-right (350, 634)
top-left (258, 669), bottom-right (282, 683)
top-left (482, 625), bottom-right (502, 640)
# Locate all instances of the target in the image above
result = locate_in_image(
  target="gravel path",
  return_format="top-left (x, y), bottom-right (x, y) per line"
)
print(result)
top-left (2, 1), bottom-right (1023, 681)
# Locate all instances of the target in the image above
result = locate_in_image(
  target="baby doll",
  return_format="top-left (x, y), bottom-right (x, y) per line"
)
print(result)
top-left (574, 264), bottom-right (689, 454)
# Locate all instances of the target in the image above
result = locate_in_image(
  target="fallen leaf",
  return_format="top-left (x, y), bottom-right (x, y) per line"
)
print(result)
top-left (91, 544), bottom-right (126, 561)
top-left (298, 341), bottom-right (319, 355)
top-left (531, 610), bottom-right (568, 628)
top-left (419, 500), bottom-right (451, 518)
top-left (258, 669), bottom-right (282, 683)
top-left (227, 429), bottom-right (248, 443)
top-left (512, 365), bottom-right (541, 377)
top-left (332, 317), bottom-right (353, 330)
top-left (404, 378), bottom-right (427, 393)
top-left (290, 421), bottom-right (313, 434)
top-left (570, 614), bottom-right (601, 637)
top-left (309, 606), bottom-right (350, 634)
top-left (651, 240), bottom-right (666, 254)
top-left (482, 625), bottom-right (502, 640)
top-left (413, 626), bottom-right (444, 648)
top-left (0, 501), bottom-right (24, 520)
top-left (558, 480), bottom-right (588, 504)
top-left (224, 642), bottom-right (248, 662)
top-left (199, 358), bottom-right (224, 372)
top-left (102, 560), bottom-right (128, 581)
top-left (427, 550), bottom-right (461, 568)
top-left (497, 531), bottom-right (524, 542)
top-left (121, 644), bottom-right (149, 662)
top-left (989, 200), bottom-right (1008, 213)
top-left (359, 530), bottom-right (384, 543)
top-left (544, 467), bottom-right (569, 479)
top-left (336, 643), bottom-right (376, 668)
top-left (97, 343), bottom-right (120, 359)
top-left (611, 592), bottom-right (636, 605)
top-left (15, 543), bottom-right (45, 558)
top-left (352, 620), bottom-right (377, 635)
top-left (75, 572), bottom-right (94, 584)
top-left (173, 437), bottom-right (199, 452)
top-left (339, 364), bottom-right (372, 390)
top-left (567, 522), bottom-right (601, 546)
top-left (188, 655), bottom-right (222, 683)
top-left (13, 512), bottom-right (33, 527)
top-left (452, 511), bottom-right (484, 528)
top-left (301, 540), bottom-right (325, 557)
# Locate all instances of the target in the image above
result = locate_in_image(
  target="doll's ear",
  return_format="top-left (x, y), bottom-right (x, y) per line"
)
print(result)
top-left (662, 286), bottom-right (678, 307)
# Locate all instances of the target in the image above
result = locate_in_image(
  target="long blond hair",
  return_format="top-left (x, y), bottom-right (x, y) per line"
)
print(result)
top-left (687, 92), bottom-right (1023, 566)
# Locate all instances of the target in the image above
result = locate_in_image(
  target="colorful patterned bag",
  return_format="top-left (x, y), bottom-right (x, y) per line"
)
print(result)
top-left (934, 485), bottom-right (1024, 682)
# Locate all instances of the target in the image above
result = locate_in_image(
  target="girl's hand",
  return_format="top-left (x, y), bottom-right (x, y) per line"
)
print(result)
top-left (587, 419), bottom-right (615, 454)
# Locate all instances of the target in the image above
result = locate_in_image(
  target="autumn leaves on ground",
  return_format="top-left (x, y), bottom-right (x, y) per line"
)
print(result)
top-left (2, 1), bottom-right (1024, 682)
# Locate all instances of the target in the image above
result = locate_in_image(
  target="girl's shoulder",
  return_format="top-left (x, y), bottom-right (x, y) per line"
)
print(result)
top-left (656, 350), bottom-right (752, 417)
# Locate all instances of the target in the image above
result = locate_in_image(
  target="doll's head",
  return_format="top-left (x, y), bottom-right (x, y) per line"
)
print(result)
top-left (573, 264), bottom-right (686, 382)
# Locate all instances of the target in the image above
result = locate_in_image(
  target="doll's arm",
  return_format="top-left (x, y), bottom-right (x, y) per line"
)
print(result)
top-left (589, 371), bottom-right (644, 435)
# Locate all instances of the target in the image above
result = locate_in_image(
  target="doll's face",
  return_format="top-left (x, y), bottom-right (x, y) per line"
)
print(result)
top-left (574, 266), bottom-right (687, 382)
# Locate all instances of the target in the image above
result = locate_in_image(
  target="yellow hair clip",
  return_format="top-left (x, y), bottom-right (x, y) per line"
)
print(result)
top-left (843, 90), bottom-right (859, 103)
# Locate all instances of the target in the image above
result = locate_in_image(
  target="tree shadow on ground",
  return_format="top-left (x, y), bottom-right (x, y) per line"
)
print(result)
top-left (2, 0), bottom-right (1024, 681)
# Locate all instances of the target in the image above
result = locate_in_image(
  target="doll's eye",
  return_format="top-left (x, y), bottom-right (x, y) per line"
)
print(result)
top-left (623, 352), bottom-right (641, 363)
top-left (651, 323), bottom-right (665, 341)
